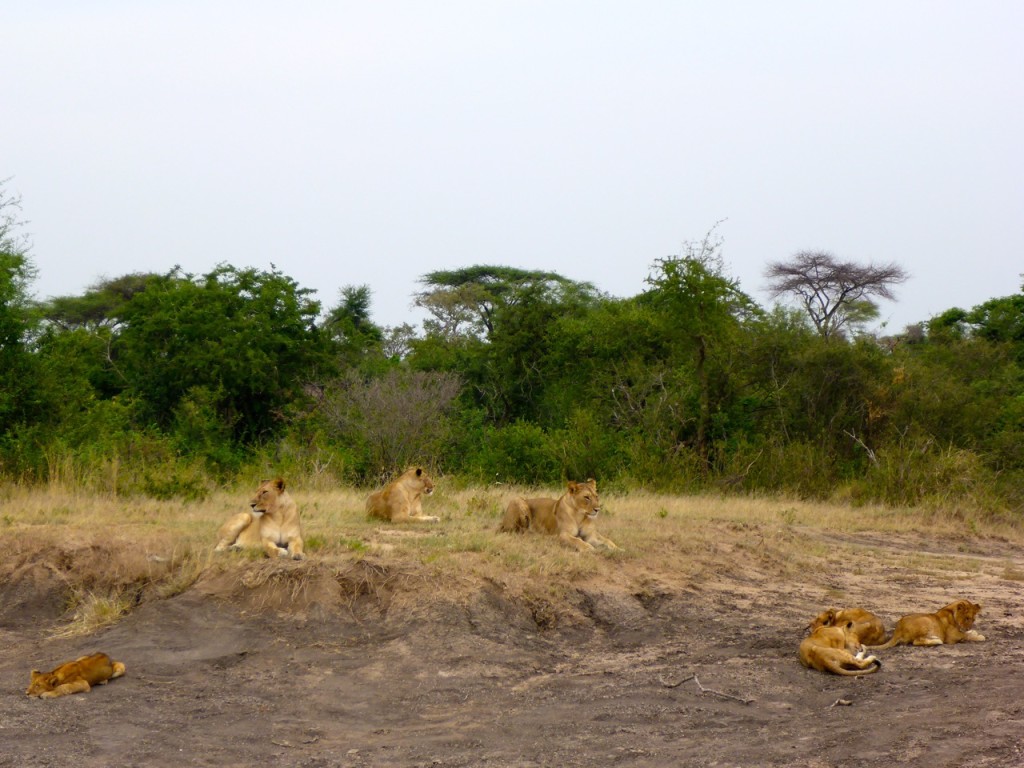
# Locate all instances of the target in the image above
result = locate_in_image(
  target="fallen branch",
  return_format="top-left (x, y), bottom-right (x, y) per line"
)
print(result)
top-left (693, 674), bottom-right (755, 705)
top-left (658, 673), bottom-right (695, 689)
top-left (829, 698), bottom-right (853, 708)
top-left (659, 672), bottom-right (754, 704)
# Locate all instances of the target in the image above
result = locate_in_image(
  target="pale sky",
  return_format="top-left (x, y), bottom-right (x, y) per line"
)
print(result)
top-left (6, 2), bottom-right (1023, 334)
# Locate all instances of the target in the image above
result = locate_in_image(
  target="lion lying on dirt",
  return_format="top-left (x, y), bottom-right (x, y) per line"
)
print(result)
top-left (868, 599), bottom-right (985, 650)
top-left (808, 607), bottom-right (887, 646)
top-left (215, 477), bottom-right (305, 560)
top-left (27, 652), bottom-right (126, 698)
top-left (799, 622), bottom-right (882, 676)
top-left (499, 478), bottom-right (620, 552)
top-left (366, 467), bottom-right (438, 523)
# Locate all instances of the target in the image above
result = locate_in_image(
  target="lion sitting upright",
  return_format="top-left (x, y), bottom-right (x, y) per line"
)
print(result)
top-left (27, 652), bottom-right (126, 698)
top-left (867, 599), bottom-right (985, 650)
top-left (366, 467), bottom-right (438, 523)
top-left (799, 622), bottom-right (882, 677)
top-left (499, 478), bottom-right (620, 553)
top-left (215, 477), bottom-right (305, 560)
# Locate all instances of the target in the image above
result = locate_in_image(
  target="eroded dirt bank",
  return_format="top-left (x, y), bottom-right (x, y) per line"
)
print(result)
top-left (2, 528), bottom-right (1024, 768)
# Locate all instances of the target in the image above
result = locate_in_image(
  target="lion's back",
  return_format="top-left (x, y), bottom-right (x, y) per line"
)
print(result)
top-left (365, 486), bottom-right (395, 520)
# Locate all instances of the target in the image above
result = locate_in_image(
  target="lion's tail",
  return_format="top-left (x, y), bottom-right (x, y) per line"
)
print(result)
top-left (832, 658), bottom-right (882, 676)
top-left (865, 635), bottom-right (899, 651)
top-left (831, 655), bottom-right (880, 679)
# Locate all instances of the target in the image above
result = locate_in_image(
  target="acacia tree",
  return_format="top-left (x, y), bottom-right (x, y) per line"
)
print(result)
top-left (764, 251), bottom-right (908, 340)
top-left (415, 265), bottom-right (594, 341)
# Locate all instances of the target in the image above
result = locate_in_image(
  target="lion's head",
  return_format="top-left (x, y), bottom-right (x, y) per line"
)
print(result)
top-left (840, 621), bottom-right (866, 654)
top-left (405, 467), bottom-right (433, 496)
top-left (250, 477), bottom-right (287, 517)
top-left (951, 600), bottom-right (982, 631)
top-left (26, 671), bottom-right (57, 697)
top-left (566, 479), bottom-right (600, 519)
top-left (808, 609), bottom-right (839, 633)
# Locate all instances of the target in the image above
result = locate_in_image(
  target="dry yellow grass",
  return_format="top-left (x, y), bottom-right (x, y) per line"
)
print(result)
top-left (1, 479), bottom-right (1020, 636)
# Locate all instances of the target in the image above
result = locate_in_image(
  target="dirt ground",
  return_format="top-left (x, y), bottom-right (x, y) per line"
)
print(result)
top-left (3, 522), bottom-right (1024, 768)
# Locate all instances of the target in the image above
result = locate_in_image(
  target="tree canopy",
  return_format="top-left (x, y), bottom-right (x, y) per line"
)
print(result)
top-left (765, 251), bottom-right (909, 340)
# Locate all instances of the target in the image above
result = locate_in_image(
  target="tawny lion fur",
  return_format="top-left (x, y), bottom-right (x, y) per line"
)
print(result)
top-left (499, 478), bottom-right (620, 552)
top-left (868, 599), bottom-right (985, 650)
top-left (366, 467), bottom-right (437, 523)
top-left (27, 652), bottom-right (126, 698)
top-left (799, 622), bottom-right (882, 677)
top-left (215, 477), bottom-right (305, 560)
top-left (808, 607), bottom-right (887, 646)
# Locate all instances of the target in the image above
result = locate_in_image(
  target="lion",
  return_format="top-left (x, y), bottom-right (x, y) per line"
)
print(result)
top-left (867, 599), bottom-right (985, 650)
top-left (215, 477), bottom-right (305, 560)
top-left (498, 478), bottom-right (620, 552)
top-left (366, 467), bottom-right (438, 523)
top-left (807, 607), bottom-right (887, 646)
top-left (799, 622), bottom-right (882, 676)
top-left (27, 652), bottom-right (126, 698)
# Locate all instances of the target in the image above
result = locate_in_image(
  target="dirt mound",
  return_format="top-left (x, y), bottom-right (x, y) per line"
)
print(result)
top-left (4, 531), bottom-right (1024, 767)
top-left (0, 561), bottom-right (68, 627)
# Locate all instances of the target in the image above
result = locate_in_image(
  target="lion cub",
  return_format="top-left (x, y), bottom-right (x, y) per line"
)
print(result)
top-left (215, 477), bottom-right (305, 560)
top-left (799, 622), bottom-right (882, 677)
top-left (27, 652), bottom-right (126, 698)
top-left (868, 599), bottom-right (985, 650)
top-left (366, 467), bottom-right (438, 523)
top-left (808, 607), bottom-right (887, 646)
top-left (499, 478), bottom-right (620, 553)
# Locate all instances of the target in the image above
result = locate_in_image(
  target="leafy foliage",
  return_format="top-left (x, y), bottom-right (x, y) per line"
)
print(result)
top-left (2, 190), bottom-right (1023, 515)
top-left (112, 265), bottom-right (333, 444)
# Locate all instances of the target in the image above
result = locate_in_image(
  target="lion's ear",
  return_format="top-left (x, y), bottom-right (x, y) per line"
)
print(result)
top-left (844, 621), bottom-right (855, 630)
top-left (567, 481), bottom-right (578, 492)
top-left (415, 468), bottom-right (422, 477)
top-left (273, 478), bottom-right (286, 491)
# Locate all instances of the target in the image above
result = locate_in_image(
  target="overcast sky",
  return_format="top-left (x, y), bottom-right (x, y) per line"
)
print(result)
top-left (6, 2), bottom-right (1022, 333)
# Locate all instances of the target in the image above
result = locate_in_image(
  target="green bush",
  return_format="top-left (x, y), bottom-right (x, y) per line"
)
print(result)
top-left (472, 422), bottom-right (559, 484)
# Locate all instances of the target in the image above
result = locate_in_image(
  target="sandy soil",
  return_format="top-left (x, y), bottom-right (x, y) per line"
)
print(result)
top-left (3, 524), bottom-right (1024, 768)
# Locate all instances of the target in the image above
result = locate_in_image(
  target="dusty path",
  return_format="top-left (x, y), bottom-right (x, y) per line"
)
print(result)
top-left (3, 526), bottom-right (1024, 767)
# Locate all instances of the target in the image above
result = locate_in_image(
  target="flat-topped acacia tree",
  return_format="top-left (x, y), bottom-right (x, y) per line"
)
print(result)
top-left (765, 251), bottom-right (909, 341)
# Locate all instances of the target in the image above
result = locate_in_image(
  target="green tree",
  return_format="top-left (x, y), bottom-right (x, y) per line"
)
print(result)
top-left (0, 181), bottom-right (43, 431)
top-left (112, 264), bottom-right (334, 444)
top-left (963, 286), bottom-right (1024, 354)
top-left (415, 265), bottom-right (595, 341)
top-left (645, 230), bottom-right (759, 468)
top-left (322, 284), bottom-right (385, 367)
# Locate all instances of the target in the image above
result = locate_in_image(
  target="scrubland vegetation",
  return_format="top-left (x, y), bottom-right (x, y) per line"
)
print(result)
top-left (1, 182), bottom-right (1022, 522)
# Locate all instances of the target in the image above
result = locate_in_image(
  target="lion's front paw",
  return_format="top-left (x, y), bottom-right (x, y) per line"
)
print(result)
top-left (291, 552), bottom-right (305, 561)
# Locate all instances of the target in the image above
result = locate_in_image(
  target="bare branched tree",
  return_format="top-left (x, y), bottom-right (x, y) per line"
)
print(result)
top-left (764, 251), bottom-right (908, 340)
top-left (321, 369), bottom-right (461, 476)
